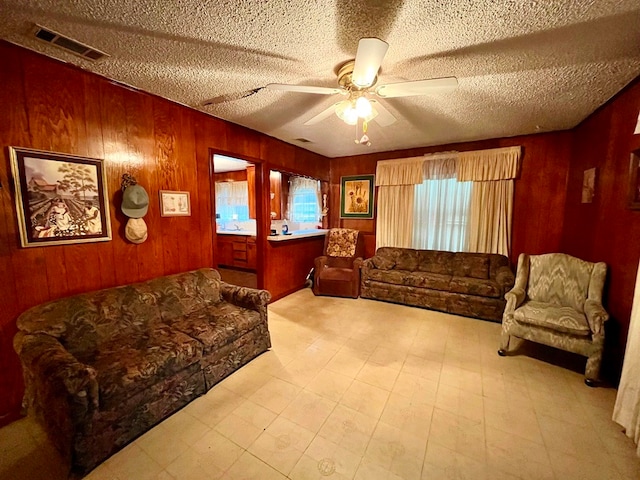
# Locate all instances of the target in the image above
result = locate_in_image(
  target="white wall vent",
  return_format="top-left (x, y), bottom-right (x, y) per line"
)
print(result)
top-left (33, 25), bottom-right (109, 62)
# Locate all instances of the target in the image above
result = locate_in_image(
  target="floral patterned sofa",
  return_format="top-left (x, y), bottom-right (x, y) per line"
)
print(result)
top-left (361, 247), bottom-right (514, 321)
top-left (14, 268), bottom-right (271, 477)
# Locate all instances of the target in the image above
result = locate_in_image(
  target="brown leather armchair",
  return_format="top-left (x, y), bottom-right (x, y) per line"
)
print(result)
top-left (313, 228), bottom-right (364, 298)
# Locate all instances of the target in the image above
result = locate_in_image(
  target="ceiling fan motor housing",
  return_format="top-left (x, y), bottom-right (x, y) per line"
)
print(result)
top-left (337, 60), bottom-right (377, 90)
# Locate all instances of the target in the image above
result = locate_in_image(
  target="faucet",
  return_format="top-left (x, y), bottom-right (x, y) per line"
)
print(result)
top-left (231, 223), bottom-right (241, 231)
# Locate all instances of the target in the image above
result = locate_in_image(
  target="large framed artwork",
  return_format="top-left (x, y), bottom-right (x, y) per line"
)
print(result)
top-left (340, 174), bottom-right (375, 219)
top-left (629, 150), bottom-right (640, 210)
top-left (9, 147), bottom-right (112, 247)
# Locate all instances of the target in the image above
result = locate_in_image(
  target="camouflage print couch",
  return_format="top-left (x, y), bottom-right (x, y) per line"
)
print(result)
top-left (361, 247), bottom-right (514, 322)
top-left (13, 268), bottom-right (271, 477)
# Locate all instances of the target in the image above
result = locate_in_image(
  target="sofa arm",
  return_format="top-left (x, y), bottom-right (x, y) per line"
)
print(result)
top-left (495, 266), bottom-right (515, 294)
top-left (14, 332), bottom-right (99, 414)
top-left (220, 283), bottom-right (271, 314)
top-left (584, 299), bottom-right (609, 335)
top-left (504, 287), bottom-right (526, 314)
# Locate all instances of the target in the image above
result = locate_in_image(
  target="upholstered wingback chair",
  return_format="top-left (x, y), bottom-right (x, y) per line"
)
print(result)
top-left (499, 253), bottom-right (609, 386)
top-left (313, 228), bottom-right (364, 298)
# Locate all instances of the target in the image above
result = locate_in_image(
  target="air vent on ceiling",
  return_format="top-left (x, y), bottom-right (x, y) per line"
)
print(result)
top-left (33, 25), bottom-right (109, 62)
top-left (294, 138), bottom-right (312, 143)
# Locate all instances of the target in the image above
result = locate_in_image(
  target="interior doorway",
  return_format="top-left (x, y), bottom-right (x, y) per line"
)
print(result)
top-left (212, 153), bottom-right (261, 289)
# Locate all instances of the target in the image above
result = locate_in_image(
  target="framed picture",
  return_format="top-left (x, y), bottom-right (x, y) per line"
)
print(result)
top-left (159, 190), bottom-right (191, 217)
top-left (628, 150), bottom-right (640, 210)
top-left (340, 174), bottom-right (375, 219)
top-left (9, 147), bottom-right (111, 248)
top-left (581, 167), bottom-right (596, 203)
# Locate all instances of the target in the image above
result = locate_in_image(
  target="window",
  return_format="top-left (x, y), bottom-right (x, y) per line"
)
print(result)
top-left (288, 177), bottom-right (320, 223)
top-left (215, 181), bottom-right (249, 221)
top-left (412, 178), bottom-right (472, 252)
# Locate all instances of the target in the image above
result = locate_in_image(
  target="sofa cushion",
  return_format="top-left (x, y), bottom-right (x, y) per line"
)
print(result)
top-left (318, 267), bottom-right (353, 282)
top-left (394, 249), bottom-right (420, 271)
top-left (170, 302), bottom-right (263, 354)
top-left (417, 250), bottom-right (454, 275)
top-left (452, 253), bottom-right (490, 279)
top-left (371, 255), bottom-right (395, 270)
top-left (448, 277), bottom-right (502, 298)
top-left (326, 229), bottom-right (358, 257)
top-left (93, 324), bottom-right (203, 408)
top-left (147, 270), bottom-right (223, 323)
top-left (514, 301), bottom-right (591, 336)
top-left (365, 269), bottom-right (451, 291)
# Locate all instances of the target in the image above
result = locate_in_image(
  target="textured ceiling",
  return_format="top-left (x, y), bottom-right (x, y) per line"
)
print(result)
top-left (1, 1), bottom-right (639, 158)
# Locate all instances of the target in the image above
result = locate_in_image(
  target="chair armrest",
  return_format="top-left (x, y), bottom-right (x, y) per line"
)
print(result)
top-left (14, 332), bottom-right (99, 412)
top-left (495, 266), bottom-right (515, 294)
top-left (315, 255), bottom-right (329, 270)
top-left (504, 287), bottom-right (526, 313)
top-left (220, 283), bottom-right (271, 314)
top-left (352, 257), bottom-right (364, 280)
top-left (584, 299), bottom-right (609, 335)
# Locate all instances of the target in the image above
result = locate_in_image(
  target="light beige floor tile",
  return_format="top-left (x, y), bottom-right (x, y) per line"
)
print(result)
top-left (280, 389), bottom-right (337, 433)
top-left (221, 451), bottom-right (287, 480)
top-left (364, 421), bottom-right (427, 480)
top-left (183, 385), bottom-right (245, 428)
top-left (483, 396), bottom-right (543, 445)
top-left (354, 458), bottom-right (406, 480)
top-left (214, 399), bottom-right (277, 448)
top-left (298, 435), bottom-right (362, 479)
top-left (340, 379), bottom-right (390, 419)
top-left (136, 422), bottom-right (191, 468)
top-left (217, 365), bottom-right (272, 397)
top-left (434, 384), bottom-right (484, 423)
top-left (439, 364), bottom-right (483, 394)
top-left (165, 448), bottom-right (226, 480)
top-left (423, 442), bottom-right (489, 480)
top-left (104, 443), bottom-right (164, 480)
top-left (272, 360), bottom-right (323, 388)
top-left (325, 350), bottom-right (368, 378)
top-left (355, 361), bottom-right (399, 391)
top-left (428, 408), bottom-right (485, 463)
top-left (401, 353), bottom-right (442, 382)
top-left (380, 392), bottom-right (433, 441)
top-left (247, 417), bottom-right (315, 475)
top-left (392, 371), bottom-right (438, 405)
top-left (190, 429), bottom-right (244, 471)
top-left (367, 345), bottom-right (407, 371)
top-left (318, 403), bottom-right (378, 456)
top-left (305, 368), bottom-right (354, 402)
top-left (249, 376), bottom-right (301, 414)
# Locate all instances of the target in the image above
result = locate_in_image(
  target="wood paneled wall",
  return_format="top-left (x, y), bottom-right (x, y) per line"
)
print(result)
top-left (0, 41), bottom-right (329, 425)
top-left (561, 78), bottom-right (640, 378)
top-left (330, 132), bottom-right (573, 263)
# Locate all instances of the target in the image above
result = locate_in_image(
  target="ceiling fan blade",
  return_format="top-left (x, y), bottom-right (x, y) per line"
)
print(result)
top-left (352, 38), bottom-right (389, 88)
top-left (369, 99), bottom-right (396, 126)
top-left (266, 84), bottom-right (344, 95)
top-left (303, 102), bottom-right (342, 126)
top-left (375, 77), bottom-right (458, 98)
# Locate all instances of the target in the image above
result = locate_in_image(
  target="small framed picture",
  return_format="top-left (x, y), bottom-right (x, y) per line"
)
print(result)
top-left (629, 150), bottom-right (640, 210)
top-left (9, 146), bottom-right (112, 247)
top-left (340, 174), bottom-right (375, 219)
top-left (159, 190), bottom-right (191, 217)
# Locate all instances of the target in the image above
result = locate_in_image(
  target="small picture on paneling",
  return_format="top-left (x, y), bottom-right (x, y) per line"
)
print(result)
top-left (582, 167), bottom-right (596, 203)
top-left (160, 190), bottom-right (191, 217)
top-left (9, 147), bottom-right (111, 248)
top-left (628, 150), bottom-right (640, 210)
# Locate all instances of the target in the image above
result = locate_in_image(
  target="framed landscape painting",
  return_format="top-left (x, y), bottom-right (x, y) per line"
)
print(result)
top-left (9, 147), bottom-right (112, 247)
top-left (340, 174), bottom-right (375, 219)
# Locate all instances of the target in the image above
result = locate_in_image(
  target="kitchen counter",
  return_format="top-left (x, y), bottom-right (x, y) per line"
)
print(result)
top-left (217, 230), bottom-right (256, 236)
top-left (267, 229), bottom-right (328, 242)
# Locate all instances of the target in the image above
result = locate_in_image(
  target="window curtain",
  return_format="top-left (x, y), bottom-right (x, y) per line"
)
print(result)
top-left (288, 176), bottom-right (321, 222)
top-left (216, 181), bottom-right (248, 207)
top-left (413, 153), bottom-right (471, 251)
top-left (613, 259), bottom-right (640, 458)
top-left (375, 157), bottom-right (424, 249)
top-left (457, 146), bottom-right (521, 256)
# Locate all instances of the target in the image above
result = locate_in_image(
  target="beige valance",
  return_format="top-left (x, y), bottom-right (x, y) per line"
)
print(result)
top-left (423, 152), bottom-right (458, 180)
top-left (457, 146), bottom-right (521, 182)
top-left (376, 156), bottom-right (425, 186)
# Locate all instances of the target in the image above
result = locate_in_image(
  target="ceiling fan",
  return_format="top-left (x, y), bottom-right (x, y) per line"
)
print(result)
top-left (265, 38), bottom-right (459, 129)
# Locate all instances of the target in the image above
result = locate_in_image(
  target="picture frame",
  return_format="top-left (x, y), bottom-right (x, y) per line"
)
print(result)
top-left (628, 150), bottom-right (640, 210)
top-left (159, 190), bottom-right (191, 217)
top-left (9, 147), bottom-right (112, 248)
top-left (340, 174), bottom-right (375, 219)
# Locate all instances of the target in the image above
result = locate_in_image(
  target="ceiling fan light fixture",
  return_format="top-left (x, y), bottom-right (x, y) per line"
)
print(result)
top-left (355, 96), bottom-right (372, 118)
top-left (335, 100), bottom-right (358, 125)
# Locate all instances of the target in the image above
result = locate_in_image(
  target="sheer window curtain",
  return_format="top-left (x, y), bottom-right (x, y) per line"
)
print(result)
top-left (413, 154), bottom-right (471, 252)
top-left (215, 181), bottom-right (249, 220)
top-left (288, 176), bottom-right (321, 223)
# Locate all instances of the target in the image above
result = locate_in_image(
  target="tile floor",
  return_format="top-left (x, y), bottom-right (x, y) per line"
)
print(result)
top-left (2, 289), bottom-right (640, 480)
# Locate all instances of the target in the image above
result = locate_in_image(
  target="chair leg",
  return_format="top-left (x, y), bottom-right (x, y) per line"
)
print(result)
top-left (498, 333), bottom-right (523, 356)
top-left (585, 351), bottom-right (602, 387)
